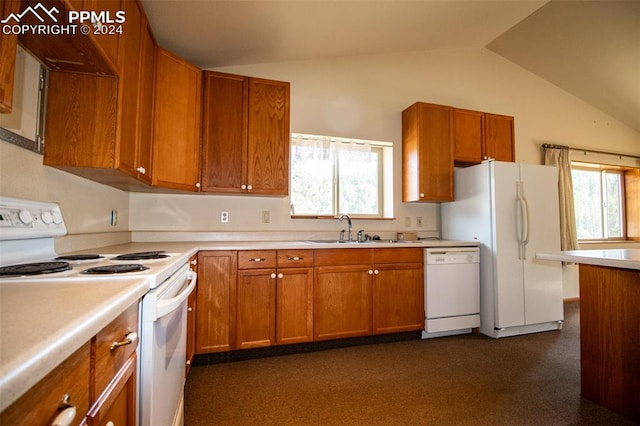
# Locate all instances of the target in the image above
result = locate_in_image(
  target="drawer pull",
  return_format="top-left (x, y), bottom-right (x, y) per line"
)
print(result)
top-left (287, 256), bottom-right (303, 261)
top-left (110, 331), bottom-right (138, 351)
top-left (51, 405), bottom-right (76, 426)
top-left (249, 258), bottom-right (266, 262)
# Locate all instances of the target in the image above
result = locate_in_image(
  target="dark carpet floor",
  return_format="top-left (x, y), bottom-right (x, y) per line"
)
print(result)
top-left (184, 301), bottom-right (637, 425)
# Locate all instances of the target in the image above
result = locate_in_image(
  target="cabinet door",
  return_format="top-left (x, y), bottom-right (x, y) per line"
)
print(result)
top-left (453, 108), bottom-right (484, 165)
top-left (0, 0), bottom-right (20, 113)
top-left (43, 72), bottom-right (118, 168)
top-left (85, 354), bottom-right (137, 426)
top-left (196, 251), bottom-right (237, 354)
top-left (246, 78), bottom-right (290, 195)
top-left (402, 102), bottom-right (454, 202)
top-left (237, 269), bottom-right (277, 349)
top-left (314, 265), bottom-right (372, 340)
top-left (276, 267), bottom-right (314, 345)
top-left (484, 113), bottom-right (515, 162)
top-left (186, 255), bottom-right (197, 376)
top-left (201, 71), bottom-right (248, 193)
top-left (115, 0), bottom-right (143, 178)
top-left (373, 263), bottom-right (424, 334)
top-left (152, 47), bottom-right (202, 191)
top-left (134, 17), bottom-right (155, 184)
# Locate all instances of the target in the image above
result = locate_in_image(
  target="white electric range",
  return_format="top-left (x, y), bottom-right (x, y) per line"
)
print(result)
top-left (0, 196), bottom-right (195, 426)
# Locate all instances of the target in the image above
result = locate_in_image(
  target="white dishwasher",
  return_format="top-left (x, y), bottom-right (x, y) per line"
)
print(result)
top-left (422, 247), bottom-right (480, 339)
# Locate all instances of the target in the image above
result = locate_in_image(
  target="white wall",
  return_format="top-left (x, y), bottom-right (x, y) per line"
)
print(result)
top-left (129, 47), bottom-right (639, 235)
top-left (2, 47), bottom-right (638, 242)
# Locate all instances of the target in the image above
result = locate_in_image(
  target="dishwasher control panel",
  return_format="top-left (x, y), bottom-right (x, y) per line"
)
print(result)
top-left (425, 247), bottom-right (479, 264)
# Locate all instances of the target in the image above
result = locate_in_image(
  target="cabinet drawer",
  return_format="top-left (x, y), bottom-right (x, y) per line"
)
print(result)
top-left (1, 342), bottom-right (91, 426)
top-left (238, 250), bottom-right (277, 269)
top-left (374, 248), bottom-right (424, 264)
top-left (93, 303), bottom-right (139, 402)
top-left (277, 250), bottom-right (313, 268)
top-left (314, 248), bottom-right (373, 266)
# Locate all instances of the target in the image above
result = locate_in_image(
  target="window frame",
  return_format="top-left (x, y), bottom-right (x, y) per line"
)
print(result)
top-left (290, 134), bottom-right (392, 219)
top-left (571, 162), bottom-right (627, 241)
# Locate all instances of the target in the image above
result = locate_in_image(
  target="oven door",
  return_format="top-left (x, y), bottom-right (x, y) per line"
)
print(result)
top-left (139, 264), bottom-right (197, 426)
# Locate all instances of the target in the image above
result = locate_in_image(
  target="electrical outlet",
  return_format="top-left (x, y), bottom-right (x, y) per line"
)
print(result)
top-left (416, 216), bottom-right (423, 227)
top-left (220, 211), bottom-right (229, 223)
top-left (262, 210), bottom-right (271, 223)
top-left (404, 217), bottom-right (411, 227)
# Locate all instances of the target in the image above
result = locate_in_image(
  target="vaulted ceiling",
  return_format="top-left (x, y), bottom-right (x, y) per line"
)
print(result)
top-left (140, 0), bottom-right (640, 132)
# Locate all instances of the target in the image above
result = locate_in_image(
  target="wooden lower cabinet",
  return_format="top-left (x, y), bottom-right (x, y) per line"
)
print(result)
top-left (196, 251), bottom-right (237, 354)
top-left (314, 263), bottom-right (373, 340)
top-left (236, 250), bottom-right (314, 349)
top-left (195, 248), bottom-right (424, 353)
top-left (315, 248), bottom-right (424, 340)
top-left (372, 251), bottom-right (424, 334)
top-left (1, 304), bottom-right (139, 426)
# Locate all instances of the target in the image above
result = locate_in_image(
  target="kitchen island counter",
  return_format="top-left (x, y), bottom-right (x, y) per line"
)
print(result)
top-left (0, 278), bottom-right (149, 412)
top-left (535, 249), bottom-right (639, 422)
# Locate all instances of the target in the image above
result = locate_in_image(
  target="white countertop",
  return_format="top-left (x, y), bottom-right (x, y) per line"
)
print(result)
top-left (0, 238), bottom-right (476, 412)
top-left (0, 278), bottom-right (149, 412)
top-left (536, 249), bottom-right (640, 271)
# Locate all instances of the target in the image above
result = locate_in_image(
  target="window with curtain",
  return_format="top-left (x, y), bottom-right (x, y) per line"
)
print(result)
top-left (290, 133), bottom-right (392, 218)
top-left (571, 163), bottom-right (626, 240)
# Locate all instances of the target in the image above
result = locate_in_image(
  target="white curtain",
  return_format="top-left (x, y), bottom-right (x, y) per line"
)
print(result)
top-left (544, 145), bottom-right (579, 251)
top-left (290, 133), bottom-right (371, 160)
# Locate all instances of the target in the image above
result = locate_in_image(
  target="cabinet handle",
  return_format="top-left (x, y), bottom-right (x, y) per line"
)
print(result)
top-left (277, 273), bottom-right (284, 279)
top-left (247, 184), bottom-right (253, 191)
top-left (368, 269), bottom-right (374, 275)
top-left (374, 269), bottom-right (379, 275)
top-left (187, 307), bottom-right (193, 312)
top-left (241, 184), bottom-right (246, 190)
top-left (186, 359), bottom-right (191, 365)
top-left (419, 192), bottom-right (425, 198)
top-left (110, 331), bottom-right (138, 351)
top-left (248, 258), bottom-right (266, 262)
top-left (190, 259), bottom-right (197, 266)
top-left (51, 406), bottom-right (76, 426)
top-left (136, 166), bottom-right (146, 174)
top-left (195, 182), bottom-right (201, 189)
top-left (270, 273), bottom-right (277, 279)
top-left (287, 256), bottom-right (303, 261)
top-left (52, 395), bottom-right (76, 426)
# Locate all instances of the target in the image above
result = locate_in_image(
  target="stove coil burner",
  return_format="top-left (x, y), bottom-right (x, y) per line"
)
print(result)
top-left (112, 251), bottom-right (169, 261)
top-left (0, 261), bottom-right (72, 277)
top-left (82, 264), bottom-right (150, 275)
top-left (55, 254), bottom-right (104, 261)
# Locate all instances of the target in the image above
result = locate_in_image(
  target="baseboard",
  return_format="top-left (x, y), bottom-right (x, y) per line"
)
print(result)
top-left (564, 297), bottom-right (580, 302)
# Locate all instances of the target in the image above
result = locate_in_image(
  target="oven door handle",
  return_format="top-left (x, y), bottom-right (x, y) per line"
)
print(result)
top-left (155, 271), bottom-right (197, 320)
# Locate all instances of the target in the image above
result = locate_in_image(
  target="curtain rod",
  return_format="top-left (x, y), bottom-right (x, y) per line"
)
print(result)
top-left (541, 143), bottom-right (640, 160)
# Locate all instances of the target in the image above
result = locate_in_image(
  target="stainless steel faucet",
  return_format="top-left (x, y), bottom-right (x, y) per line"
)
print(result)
top-left (338, 214), bottom-right (352, 241)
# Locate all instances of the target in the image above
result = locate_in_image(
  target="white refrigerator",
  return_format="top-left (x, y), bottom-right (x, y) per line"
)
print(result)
top-left (441, 161), bottom-right (564, 338)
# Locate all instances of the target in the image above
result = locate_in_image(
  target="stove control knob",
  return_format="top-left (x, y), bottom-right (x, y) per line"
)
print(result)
top-left (52, 211), bottom-right (63, 224)
top-left (42, 211), bottom-right (53, 224)
top-left (18, 209), bottom-right (33, 224)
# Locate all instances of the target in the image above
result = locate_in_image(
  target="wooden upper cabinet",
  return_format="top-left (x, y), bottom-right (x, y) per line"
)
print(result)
top-left (152, 47), bottom-right (202, 191)
top-left (453, 108), bottom-right (484, 164)
top-left (116, 0), bottom-right (145, 180)
top-left (201, 71), bottom-right (248, 193)
top-left (454, 109), bottom-right (515, 165)
top-left (402, 102), bottom-right (454, 202)
top-left (246, 78), bottom-right (290, 195)
top-left (0, 0), bottom-right (20, 113)
top-left (42, 0), bottom-right (157, 190)
top-left (484, 113), bottom-right (515, 162)
top-left (201, 71), bottom-right (290, 195)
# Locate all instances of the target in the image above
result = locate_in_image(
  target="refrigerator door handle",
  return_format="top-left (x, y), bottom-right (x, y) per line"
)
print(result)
top-left (516, 182), bottom-right (530, 260)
